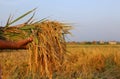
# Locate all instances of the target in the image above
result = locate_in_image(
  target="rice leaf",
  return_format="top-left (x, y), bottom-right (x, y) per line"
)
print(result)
top-left (33, 16), bottom-right (49, 24)
top-left (6, 8), bottom-right (36, 27)
top-left (19, 25), bottom-right (35, 30)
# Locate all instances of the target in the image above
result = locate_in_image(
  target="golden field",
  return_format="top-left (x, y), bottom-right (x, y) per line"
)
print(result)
top-left (0, 44), bottom-right (120, 79)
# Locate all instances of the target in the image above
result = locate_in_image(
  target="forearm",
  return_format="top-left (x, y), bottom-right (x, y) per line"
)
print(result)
top-left (0, 37), bottom-right (32, 49)
top-left (0, 40), bottom-right (18, 49)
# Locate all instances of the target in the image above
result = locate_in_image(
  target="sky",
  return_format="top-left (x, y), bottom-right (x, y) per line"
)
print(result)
top-left (0, 0), bottom-right (120, 41)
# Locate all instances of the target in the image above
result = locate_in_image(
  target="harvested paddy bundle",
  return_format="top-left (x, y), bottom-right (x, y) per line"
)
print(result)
top-left (0, 9), bottom-right (71, 79)
top-left (27, 21), bottom-right (71, 79)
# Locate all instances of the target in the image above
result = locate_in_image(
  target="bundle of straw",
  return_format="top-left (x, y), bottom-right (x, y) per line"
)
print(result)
top-left (28, 21), bottom-right (70, 79)
top-left (0, 9), bottom-right (72, 79)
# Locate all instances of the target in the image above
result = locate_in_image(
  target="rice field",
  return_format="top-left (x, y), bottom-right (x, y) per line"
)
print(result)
top-left (0, 45), bottom-right (120, 79)
top-left (0, 10), bottom-right (120, 79)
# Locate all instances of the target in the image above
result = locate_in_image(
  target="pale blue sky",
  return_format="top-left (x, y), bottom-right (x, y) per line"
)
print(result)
top-left (0, 0), bottom-right (120, 41)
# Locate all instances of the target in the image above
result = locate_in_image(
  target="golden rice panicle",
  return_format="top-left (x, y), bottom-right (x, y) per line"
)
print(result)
top-left (28, 21), bottom-right (69, 79)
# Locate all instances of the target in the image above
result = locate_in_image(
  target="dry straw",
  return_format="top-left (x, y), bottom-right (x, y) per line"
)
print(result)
top-left (0, 9), bottom-right (71, 79)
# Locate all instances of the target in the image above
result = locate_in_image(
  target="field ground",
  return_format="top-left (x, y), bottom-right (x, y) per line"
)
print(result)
top-left (0, 45), bottom-right (120, 79)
